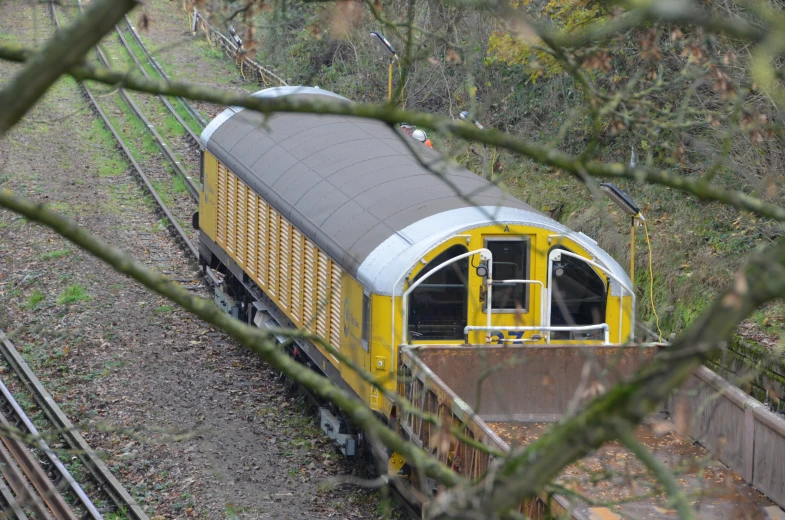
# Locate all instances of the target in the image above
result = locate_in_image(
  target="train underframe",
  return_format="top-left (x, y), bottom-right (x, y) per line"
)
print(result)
top-left (196, 232), bottom-right (404, 475)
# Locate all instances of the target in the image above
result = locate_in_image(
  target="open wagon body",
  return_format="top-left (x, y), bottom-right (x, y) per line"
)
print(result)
top-left (399, 345), bottom-right (783, 519)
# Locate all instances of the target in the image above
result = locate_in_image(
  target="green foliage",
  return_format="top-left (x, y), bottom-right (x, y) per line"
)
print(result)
top-left (40, 249), bottom-right (70, 260)
top-left (57, 284), bottom-right (90, 305)
top-left (23, 289), bottom-right (44, 310)
top-left (486, 0), bottom-right (605, 82)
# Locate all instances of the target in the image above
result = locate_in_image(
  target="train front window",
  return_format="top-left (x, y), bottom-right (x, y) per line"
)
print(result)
top-left (485, 238), bottom-right (529, 312)
top-left (549, 247), bottom-right (607, 340)
top-left (408, 245), bottom-right (468, 341)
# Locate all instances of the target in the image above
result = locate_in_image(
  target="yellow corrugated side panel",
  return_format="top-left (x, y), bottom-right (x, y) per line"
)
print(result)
top-left (303, 239), bottom-right (316, 330)
top-left (246, 192), bottom-right (257, 278)
top-left (236, 181), bottom-right (247, 269)
top-left (330, 262), bottom-right (342, 350)
top-left (316, 251), bottom-right (330, 340)
top-left (268, 208), bottom-right (279, 299)
top-left (216, 162), bottom-right (227, 246)
top-left (199, 151), bottom-right (217, 239)
top-left (291, 228), bottom-right (303, 326)
top-left (226, 173), bottom-right (236, 255)
top-left (279, 219), bottom-right (291, 312)
top-left (256, 198), bottom-right (268, 289)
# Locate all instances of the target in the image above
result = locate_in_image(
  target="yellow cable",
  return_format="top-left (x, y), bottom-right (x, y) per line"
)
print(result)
top-left (642, 218), bottom-right (663, 339)
top-left (397, 60), bottom-right (404, 108)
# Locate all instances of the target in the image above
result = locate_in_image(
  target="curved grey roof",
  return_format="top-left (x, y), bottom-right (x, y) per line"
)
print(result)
top-left (202, 87), bottom-right (630, 294)
top-left (202, 88), bottom-right (536, 273)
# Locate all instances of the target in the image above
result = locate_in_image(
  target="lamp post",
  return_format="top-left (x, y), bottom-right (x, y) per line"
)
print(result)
top-left (460, 111), bottom-right (490, 181)
top-left (599, 182), bottom-right (643, 283)
top-left (370, 31), bottom-right (398, 102)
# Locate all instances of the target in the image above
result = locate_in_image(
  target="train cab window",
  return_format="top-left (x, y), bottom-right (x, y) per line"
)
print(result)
top-left (549, 247), bottom-right (607, 340)
top-left (408, 245), bottom-right (468, 341)
top-left (484, 238), bottom-right (529, 312)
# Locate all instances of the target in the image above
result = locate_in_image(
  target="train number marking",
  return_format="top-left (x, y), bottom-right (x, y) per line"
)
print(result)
top-left (488, 330), bottom-right (524, 344)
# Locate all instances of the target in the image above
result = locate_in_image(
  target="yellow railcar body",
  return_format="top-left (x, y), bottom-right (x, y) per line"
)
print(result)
top-left (366, 227), bottom-right (633, 416)
top-left (202, 152), bottom-right (632, 416)
top-left (201, 151), bottom-right (373, 401)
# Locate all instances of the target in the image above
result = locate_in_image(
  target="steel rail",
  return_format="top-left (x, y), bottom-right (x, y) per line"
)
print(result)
top-left (0, 475), bottom-right (28, 520)
top-left (0, 441), bottom-right (52, 520)
top-left (123, 15), bottom-right (208, 129)
top-left (95, 30), bottom-right (200, 202)
top-left (0, 375), bottom-right (101, 519)
top-left (114, 23), bottom-right (202, 146)
top-left (43, 7), bottom-right (161, 520)
top-left (80, 52), bottom-right (200, 260)
top-left (0, 328), bottom-right (149, 520)
top-left (55, 1), bottom-right (199, 264)
top-left (0, 411), bottom-right (77, 520)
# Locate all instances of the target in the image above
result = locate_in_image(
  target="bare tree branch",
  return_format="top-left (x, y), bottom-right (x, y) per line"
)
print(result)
top-left (0, 188), bottom-right (464, 490)
top-left (0, 0), bottom-right (137, 136)
top-left (2, 42), bottom-right (785, 223)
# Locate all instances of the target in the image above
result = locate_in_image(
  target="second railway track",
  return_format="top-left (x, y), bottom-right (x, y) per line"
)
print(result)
top-left (46, 3), bottom-right (417, 517)
top-left (0, 328), bottom-right (147, 520)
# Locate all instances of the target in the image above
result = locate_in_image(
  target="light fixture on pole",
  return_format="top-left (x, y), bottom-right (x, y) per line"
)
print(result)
top-left (370, 31), bottom-right (398, 102)
top-left (599, 182), bottom-right (643, 282)
top-left (460, 111), bottom-right (490, 181)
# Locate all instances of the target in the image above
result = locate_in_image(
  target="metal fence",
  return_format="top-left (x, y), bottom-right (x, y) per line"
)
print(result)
top-left (672, 365), bottom-right (785, 510)
top-left (190, 9), bottom-right (287, 88)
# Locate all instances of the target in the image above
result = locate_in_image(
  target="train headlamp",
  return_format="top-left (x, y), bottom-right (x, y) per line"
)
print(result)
top-left (475, 262), bottom-right (488, 278)
top-left (553, 263), bottom-right (565, 277)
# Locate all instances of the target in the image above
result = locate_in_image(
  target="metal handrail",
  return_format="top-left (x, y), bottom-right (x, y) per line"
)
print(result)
top-left (400, 248), bottom-right (492, 345)
top-left (547, 249), bottom-right (635, 344)
top-left (464, 324), bottom-right (611, 345)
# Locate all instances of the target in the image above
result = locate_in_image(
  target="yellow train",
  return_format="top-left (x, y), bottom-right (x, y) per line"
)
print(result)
top-left (196, 86), bottom-right (634, 457)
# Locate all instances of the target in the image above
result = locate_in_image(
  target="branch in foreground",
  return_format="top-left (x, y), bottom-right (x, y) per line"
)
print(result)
top-left (0, 189), bottom-right (462, 490)
top-left (4, 183), bottom-right (785, 519)
top-left (426, 238), bottom-right (785, 518)
top-left (1, 42), bottom-right (783, 223)
top-left (0, 0), bottom-right (137, 136)
top-left (616, 424), bottom-right (694, 520)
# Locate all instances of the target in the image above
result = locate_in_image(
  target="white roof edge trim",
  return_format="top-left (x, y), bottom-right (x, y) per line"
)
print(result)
top-left (200, 86), bottom-right (353, 149)
top-left (200, 106), bottom-right (240, 149)
top-left (356, 205), bottom-right (631, 297)
top-left (249, 85), bottom-right (351, 102)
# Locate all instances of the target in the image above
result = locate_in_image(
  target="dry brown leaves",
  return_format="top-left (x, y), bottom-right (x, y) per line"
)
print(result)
top-left (329, 0), bottom-right (363, 40)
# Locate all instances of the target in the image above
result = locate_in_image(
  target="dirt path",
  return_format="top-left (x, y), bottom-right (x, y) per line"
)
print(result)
top-left (0, 2), bottom-right (386, 518)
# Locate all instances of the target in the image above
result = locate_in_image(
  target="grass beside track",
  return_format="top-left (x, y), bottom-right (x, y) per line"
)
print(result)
top-left (122, 27), bottom-right (204, 134)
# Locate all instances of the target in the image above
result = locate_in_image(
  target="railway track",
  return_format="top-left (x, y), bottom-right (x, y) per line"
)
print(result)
top-left (0, 327), bottom-right (146, 519)
top-left (51, 0), bottom-right (207, 273)
top-left (110, 21), bottom-right (201, 200)
top-left (46, 4), bottom-right (416, 517)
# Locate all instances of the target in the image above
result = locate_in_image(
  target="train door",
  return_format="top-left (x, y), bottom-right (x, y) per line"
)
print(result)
top-left (483, 236), bottom-right (531, 312)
